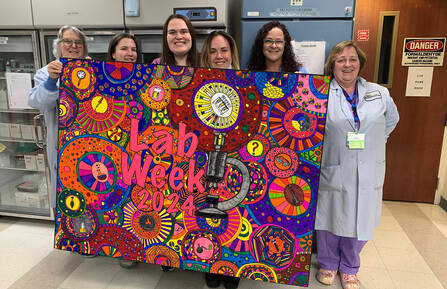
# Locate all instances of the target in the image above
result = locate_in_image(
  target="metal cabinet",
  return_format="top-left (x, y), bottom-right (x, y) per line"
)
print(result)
top-left (0, 30), bottom-right (52, 220)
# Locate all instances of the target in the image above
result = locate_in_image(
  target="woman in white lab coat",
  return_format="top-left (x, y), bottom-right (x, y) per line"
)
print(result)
top-left (315, 40), bottom-right (399, 289)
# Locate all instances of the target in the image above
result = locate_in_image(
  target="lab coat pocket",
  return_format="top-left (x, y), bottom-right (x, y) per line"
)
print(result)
top-left (318, 165), bottom-right (342, 192)
top-left (374, 160), bottom-right (386, 189)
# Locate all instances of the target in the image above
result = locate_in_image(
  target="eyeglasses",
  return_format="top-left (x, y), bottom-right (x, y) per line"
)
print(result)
top-left (167, 29), bottom-right (190, 36)
top-left (60, 38), bottom-right (83, 47)
top-left (264, 39), bottom-right (285, 46)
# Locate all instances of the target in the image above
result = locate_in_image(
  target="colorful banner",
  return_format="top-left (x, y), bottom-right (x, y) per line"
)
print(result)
top-left (54, 59), bottom-right (329, 287)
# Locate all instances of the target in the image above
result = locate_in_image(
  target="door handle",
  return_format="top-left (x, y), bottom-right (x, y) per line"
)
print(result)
top-left (33, 113), bottom-right (46, 148)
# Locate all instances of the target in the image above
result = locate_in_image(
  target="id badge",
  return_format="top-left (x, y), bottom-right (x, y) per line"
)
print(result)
top-left (347, 132), bottom-right (365, 149)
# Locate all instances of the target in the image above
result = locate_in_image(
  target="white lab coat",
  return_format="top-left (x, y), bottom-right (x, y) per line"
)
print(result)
top-left (315, 77), bottom-right (399, 240)
top-left (28, 64), bottom-right (59, 208)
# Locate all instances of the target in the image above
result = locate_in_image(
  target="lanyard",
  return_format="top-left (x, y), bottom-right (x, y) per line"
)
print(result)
top-left (341, 84), bottom-right (360, 130)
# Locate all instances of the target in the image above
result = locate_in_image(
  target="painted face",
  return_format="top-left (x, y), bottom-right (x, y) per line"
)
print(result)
top-left (60, 29), bottom-right (84, 59)
top-left (262, 27), bottom-right (285, 65)
top-left (209, 35), bottom-right (232, 69)
top-left (112, 38), bottom-right (137, 62)
top-left (167, 18), bottom-right (192, 58)
top-left (91, 162), bottom-right (109, 183)
top-left (333, 46), bottom-right (360, 87)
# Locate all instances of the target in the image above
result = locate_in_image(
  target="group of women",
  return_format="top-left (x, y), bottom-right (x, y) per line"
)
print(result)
top-left (29, 13), bottom-right (399, 289)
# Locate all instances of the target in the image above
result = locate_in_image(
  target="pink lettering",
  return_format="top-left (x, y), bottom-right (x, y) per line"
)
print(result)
top-left (121, 152), bottom-right (153, 187)
top-left (177, 122), bottom-right (198, 158)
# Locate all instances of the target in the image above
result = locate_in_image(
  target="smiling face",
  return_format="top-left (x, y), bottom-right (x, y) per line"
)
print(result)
top-left (60, 29), bottom-right (84, 59)
top-left (262, 27), bottom-right (285, 65)
top-left (166, 18), bottom-right (192, 58)
top-left (209, 35), bottom-right (232, 69)
top-left (333, 46), bottom-right (360, 88)
top-left (112, 38), bottom-right (137, 62)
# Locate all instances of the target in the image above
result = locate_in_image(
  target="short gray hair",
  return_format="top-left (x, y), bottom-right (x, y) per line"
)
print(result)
top-left (52, 25), bottom-right (88, 59)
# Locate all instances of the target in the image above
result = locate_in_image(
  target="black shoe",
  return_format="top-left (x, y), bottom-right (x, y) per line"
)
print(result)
top-left (161, 265), bottom-right (175, 272)
top-left (222, 276), bottom-right (240, 289)
top-left (205, 273), bottom-right (221, 288)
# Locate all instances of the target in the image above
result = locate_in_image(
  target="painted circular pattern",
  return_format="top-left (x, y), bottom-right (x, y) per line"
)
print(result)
top-left (283, 107), bottom-right (318, 139)
top-left (243, 162), bottom-right (268, 204)
top-left (229, 207), bottom-right (259, 252)
top-left (89, 225), bottom-right (145, 261)
top-left (104, 61), bottom-right (134, 82)
top-left (265, 147), bottom-right (299, 178)
top-left (77, 93), bottom-right (126, 133)
top-left (61, 206), bottom-right (99, 241)
top-left (184, 207), bottom-right (241, 245)
top-left (210, 260), bottom-right (239, 276)
top-left (309, 75), bottom-right (330, 99)
top-left (98, 207), bottom-right (124, 226)
top-left (155, 65), bottom-right (193, 89)
top-left (268, 176), bottom-right (312, 216)
top-left (59, 87), bottom-right (78, 128)
top-left (237, 263), bottom-right (277, 282)
top-left (254, 72), bottom-right (298, 100)
top-left (268, 98), bottom-right (324, 151)
top-left (57, 189), bottom-right (86, 218)
top-left (182, 230), bottom-right (222, 263)
top-left (61, 59), bottom-right (96, 101)
top-left (289, 272), bottom-right (308, 286)
top-left (127, 100), bottom-right (144, 119)
top-left (299, 234), bottom-right (313, 252)
top-left (193, 80), bottom-right (242, 132)
top-left (77, 152), bottom-right (117, 194)
top-left (249, 224), bottom-right (296, 269)
top-left (145, 245), bottom-right (181, 268)
top-left (97, 245), bottom-right (123, 258)
top-left (123, 201), bottom-right (173, 247)
top-left (238, 134), bottom-right (271, 162)
top-left (139, 77), bottom-right (171, 110)
top-left (225, 70), bottom-right (255, 87)
top-left (96, 62), bottom-right (151, 98)
top-left (58, 136), bottom-right (127, 211)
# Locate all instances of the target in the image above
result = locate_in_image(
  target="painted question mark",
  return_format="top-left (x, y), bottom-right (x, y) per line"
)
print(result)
top-left (251, 141), bottom-right (259, 154)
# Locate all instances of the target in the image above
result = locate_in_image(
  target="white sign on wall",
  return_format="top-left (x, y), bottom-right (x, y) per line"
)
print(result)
top-left (405, 67), bottom-right (434, 97)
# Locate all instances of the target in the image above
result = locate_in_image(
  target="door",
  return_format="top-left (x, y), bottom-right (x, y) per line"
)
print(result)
top-left (353, 0), bottom-right (447, 202)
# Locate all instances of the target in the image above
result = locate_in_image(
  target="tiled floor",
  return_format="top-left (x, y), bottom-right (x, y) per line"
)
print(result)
top-left (1, 201), bottom-right (446, 289)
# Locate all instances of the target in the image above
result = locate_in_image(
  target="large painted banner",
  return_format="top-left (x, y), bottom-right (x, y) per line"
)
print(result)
top-left (54, 59), bottom-right (329, 287)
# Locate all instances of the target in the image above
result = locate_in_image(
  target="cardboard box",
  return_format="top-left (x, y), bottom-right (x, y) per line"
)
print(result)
top-left (20, 124), bottom-right (34, 140)
top-left (0, 123), bottom-right (10, 137)
top-left (9, 123), bottom-right (22, 139)
top-left (15, 191), bottom-right (43, 208)
top-left (36, 154), bottom-right (45, 171)
top-left (24, 155), bottom-right (37, 170)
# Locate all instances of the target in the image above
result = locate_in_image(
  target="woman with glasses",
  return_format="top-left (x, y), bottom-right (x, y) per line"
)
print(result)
top-left (107, 33), bottom-right (139, 63)
top-left (200, 31), bottom-right (240, 69)
top-left (152, 14), bottom-right (198, 66)
top-left (28, 25), bottom-right (88, 216)
top-left (247, 21), bottom-right (302, 73)
top-left (315, 41), bottom-right (399, 289)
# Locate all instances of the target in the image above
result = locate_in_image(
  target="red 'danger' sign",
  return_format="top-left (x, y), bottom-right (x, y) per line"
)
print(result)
top-left (402, 37), bottom-right (446, 66)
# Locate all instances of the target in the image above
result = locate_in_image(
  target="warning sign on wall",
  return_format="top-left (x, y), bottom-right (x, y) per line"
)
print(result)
top-left (402, 37), bottom-right (445, 66)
